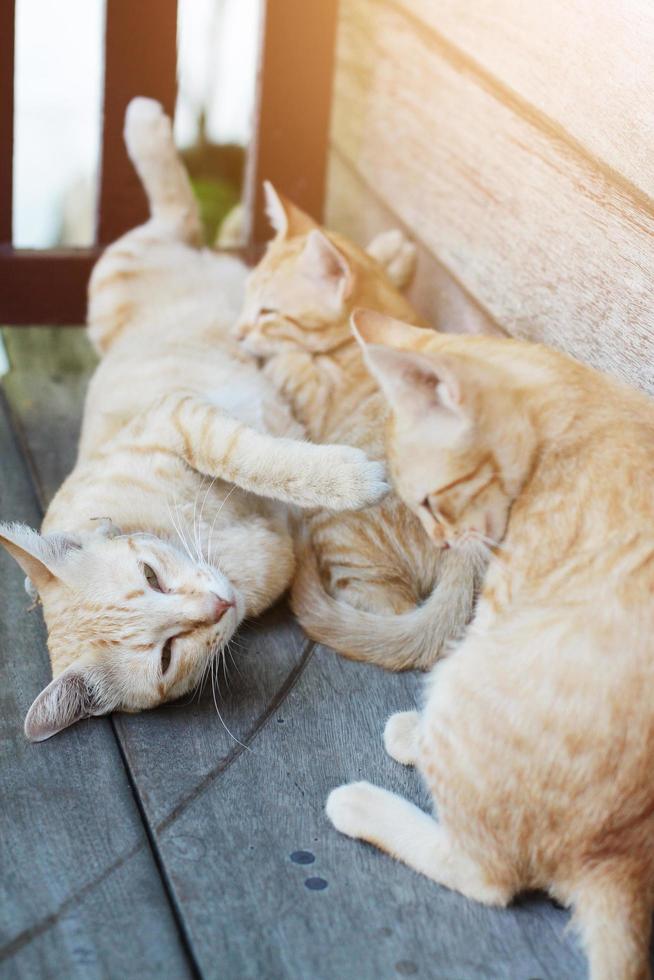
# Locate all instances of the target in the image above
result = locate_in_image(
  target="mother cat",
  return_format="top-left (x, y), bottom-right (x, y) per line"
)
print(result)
top-left (0, 99), bottom-right (388, 740)
top-left (329, 310), bottom-right (654, 980)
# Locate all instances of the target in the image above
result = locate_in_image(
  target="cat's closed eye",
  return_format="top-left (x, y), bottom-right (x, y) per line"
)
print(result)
top-left (143, 563), bottom-right (164, 592)
top-left (161, 638), bottom-right (173, 675)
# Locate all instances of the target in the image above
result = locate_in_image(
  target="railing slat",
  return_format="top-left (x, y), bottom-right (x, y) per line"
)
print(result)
top-left (0, 0), bottom-right (15, 243)
top-left (244, 0), bottom-right (339, 248)
top-left (97, 0), bottom-right (178, 244)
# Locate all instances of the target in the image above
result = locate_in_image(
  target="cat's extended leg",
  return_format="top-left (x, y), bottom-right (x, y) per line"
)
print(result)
top-left (123, 97), bottom-right (202, 245)
top-left (123, 392), bottom-right (388, 511)
top-left (384, 711), bottom-right (420, 766)
top-left (366, 230), bottom-right (417, 291)
top-left (326, 782), bottom-right (510, 906)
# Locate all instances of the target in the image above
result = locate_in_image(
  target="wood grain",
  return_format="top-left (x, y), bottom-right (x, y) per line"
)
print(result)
top-left (330, 0), bottom-right (654, 392)
top-left (397, 0), bottom-right (654, 202)
top-left (326, 146), bottom-right (503, 336)
top-left (0, 385), bottom-right (190, 978)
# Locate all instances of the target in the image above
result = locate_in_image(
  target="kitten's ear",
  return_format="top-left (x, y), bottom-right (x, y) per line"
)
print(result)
top-left (24, 666), bottom-right (112, 742)
top-left (351, 309), bottom-right (462, 417)
top-left (351, 308), bottom-right (430, 348)
top-left (263, 181), bottom-right (318, 239)
top-left (355, 338), bottom-right (464, 420)
top-left (299, 230), bottom-right (353, 307)
top-left (0, 523), bottom-right (81, 593)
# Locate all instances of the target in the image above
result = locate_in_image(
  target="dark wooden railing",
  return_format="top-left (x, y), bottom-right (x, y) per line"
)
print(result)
top-left (0, 0), bottom-right (338, 325)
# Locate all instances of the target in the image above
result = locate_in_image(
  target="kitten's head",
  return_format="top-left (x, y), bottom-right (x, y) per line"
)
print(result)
top-left (234, 183), bottom-right (413, 357)
top-left (352, 310), bottom-right (536, 552)
top-left (0, 520), bottom-right (241, 741)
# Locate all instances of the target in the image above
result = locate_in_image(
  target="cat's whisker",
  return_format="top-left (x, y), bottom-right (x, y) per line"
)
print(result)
top-left (195, 474), bottom-right (219, 563)
top-left (209, 645), bottom-right (248, 748)
top-left (206, 485), bottom-right (236, 567)
top-left (166, 496), bottom-right (195, 562)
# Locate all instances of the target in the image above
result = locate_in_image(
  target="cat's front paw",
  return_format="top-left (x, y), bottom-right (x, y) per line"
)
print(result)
top-left (326, 781), bottom-right (382, 840)
top-left (366, 229), bottom-right (417, 291)
top-left (320, 446), bottom-right (389, 511)
top-left (384, 710), bottom-right (420, 766)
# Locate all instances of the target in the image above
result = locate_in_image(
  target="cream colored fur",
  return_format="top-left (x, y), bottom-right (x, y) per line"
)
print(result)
top-left (0, 99), bottom-right (388, 741)
top-left (328, 309), bottom-right (654, 980)
top-left (234, 188), bottom-right (484, 670)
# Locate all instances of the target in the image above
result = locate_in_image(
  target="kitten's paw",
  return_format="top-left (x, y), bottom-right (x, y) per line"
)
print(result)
top-left (366, 229), bottom-right (417, 291)
top-left (319, 446), bottom-right (389, 511)
top-left (384, 710), bottom-right (420, 766)
top-left (326, 781), bottom-right (384, 840)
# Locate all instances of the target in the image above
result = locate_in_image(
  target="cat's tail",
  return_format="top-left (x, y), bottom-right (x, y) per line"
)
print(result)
top-left (291, 539), bottom-right (483, 670)
top-left (572, 870), bottom-right (652, 980)
top-left (123, 97), bottom-right (202, 243)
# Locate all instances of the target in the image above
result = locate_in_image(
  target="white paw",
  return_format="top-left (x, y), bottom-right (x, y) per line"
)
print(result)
top-left (124, 97), bottom-right (170, 158)
top-left (321, 446), bottom-right (389, 511)
top-left (384, 710), bottom-right (420, 765)
top-left (366, 229), bottom-right (417, 290)
top-left (326, 781), bottom-right (383, 840)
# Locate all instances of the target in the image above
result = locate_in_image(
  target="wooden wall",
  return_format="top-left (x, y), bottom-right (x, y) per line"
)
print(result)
top-left (325, 0), bottom-right (654, 394)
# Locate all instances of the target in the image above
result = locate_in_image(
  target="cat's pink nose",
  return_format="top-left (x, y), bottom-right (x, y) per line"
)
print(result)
top-left (211, 595), bottom-right (234, 623)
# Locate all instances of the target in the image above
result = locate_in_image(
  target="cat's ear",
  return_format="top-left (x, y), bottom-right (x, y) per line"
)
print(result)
top-left (299, 230), bottom-right (353, 308)
top-left (263, 182), bottom-right (318, 239)
top-left (351, 309), bottom-right (463, 417)
top-left (361, 344), bottom-right (464, 419)
top-left (24, 665), bottom-right (112, 742)
top-left (351, 308), bottom-right (430, 348)
top-left (0, 523), bottom-right (81, 594)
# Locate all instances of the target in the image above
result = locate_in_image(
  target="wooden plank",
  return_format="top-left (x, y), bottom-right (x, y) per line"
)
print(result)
top-left (154, 645), bottom-right (588, 979)
top-left (0, 388), bottom-right (191, 978)
top-left (0, 0), bottom-right (14, 242)
top-left (331, 0), bottom-right (654, 393)
top-left (0, 248), bottom-right (100, 325)
top-left (326, 146), bottom-right (503, 337)
top-left (97, 0), bottom-right (178, 243)
top-left (397, 0), bottom-right (654, 202)
top-left (244, 0), bottom-right (339, 248)
top-left (1, 328), bottom-right (97, 502)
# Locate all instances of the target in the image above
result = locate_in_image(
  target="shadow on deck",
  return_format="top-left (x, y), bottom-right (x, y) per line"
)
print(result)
top-left (0, 328), bottom-right (584, 979)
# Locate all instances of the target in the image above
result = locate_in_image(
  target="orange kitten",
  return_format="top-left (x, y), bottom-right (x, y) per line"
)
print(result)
top-left (328, 309), bottom-right (654, 980)
top-left (235, 189), bottom-right (484, 670)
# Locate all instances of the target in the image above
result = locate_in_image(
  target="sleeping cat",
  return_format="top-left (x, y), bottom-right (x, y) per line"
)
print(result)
top-left (0, 99), bottom-right (388, 741)
top-left (328, 309), bottom-right (654, 980)
top-left (234, 188), bottom-right (485, 670)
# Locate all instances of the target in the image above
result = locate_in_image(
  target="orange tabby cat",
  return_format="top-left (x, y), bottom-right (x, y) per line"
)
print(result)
top-left (235, 189), bottom-right (484, 669)
top-left (328, 309), bottom-right (654, 980)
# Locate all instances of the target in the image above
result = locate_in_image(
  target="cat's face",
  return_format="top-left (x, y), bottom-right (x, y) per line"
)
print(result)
top-left (234, 183), bottom-right (361, 357)
top-left (0, 521), bottom-right (241, 741)
top-left (353, 311), bottom-right (534, 552)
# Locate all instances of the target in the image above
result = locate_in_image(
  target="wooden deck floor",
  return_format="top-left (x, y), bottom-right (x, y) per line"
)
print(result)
top-left (0, 328), bottom-right (589, 979)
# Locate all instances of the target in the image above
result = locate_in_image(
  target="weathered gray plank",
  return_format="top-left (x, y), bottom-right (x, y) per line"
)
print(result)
top-left (0, 388), bottom-right (191, 979)
top-left (1, 327), bottom-right (97, 504)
